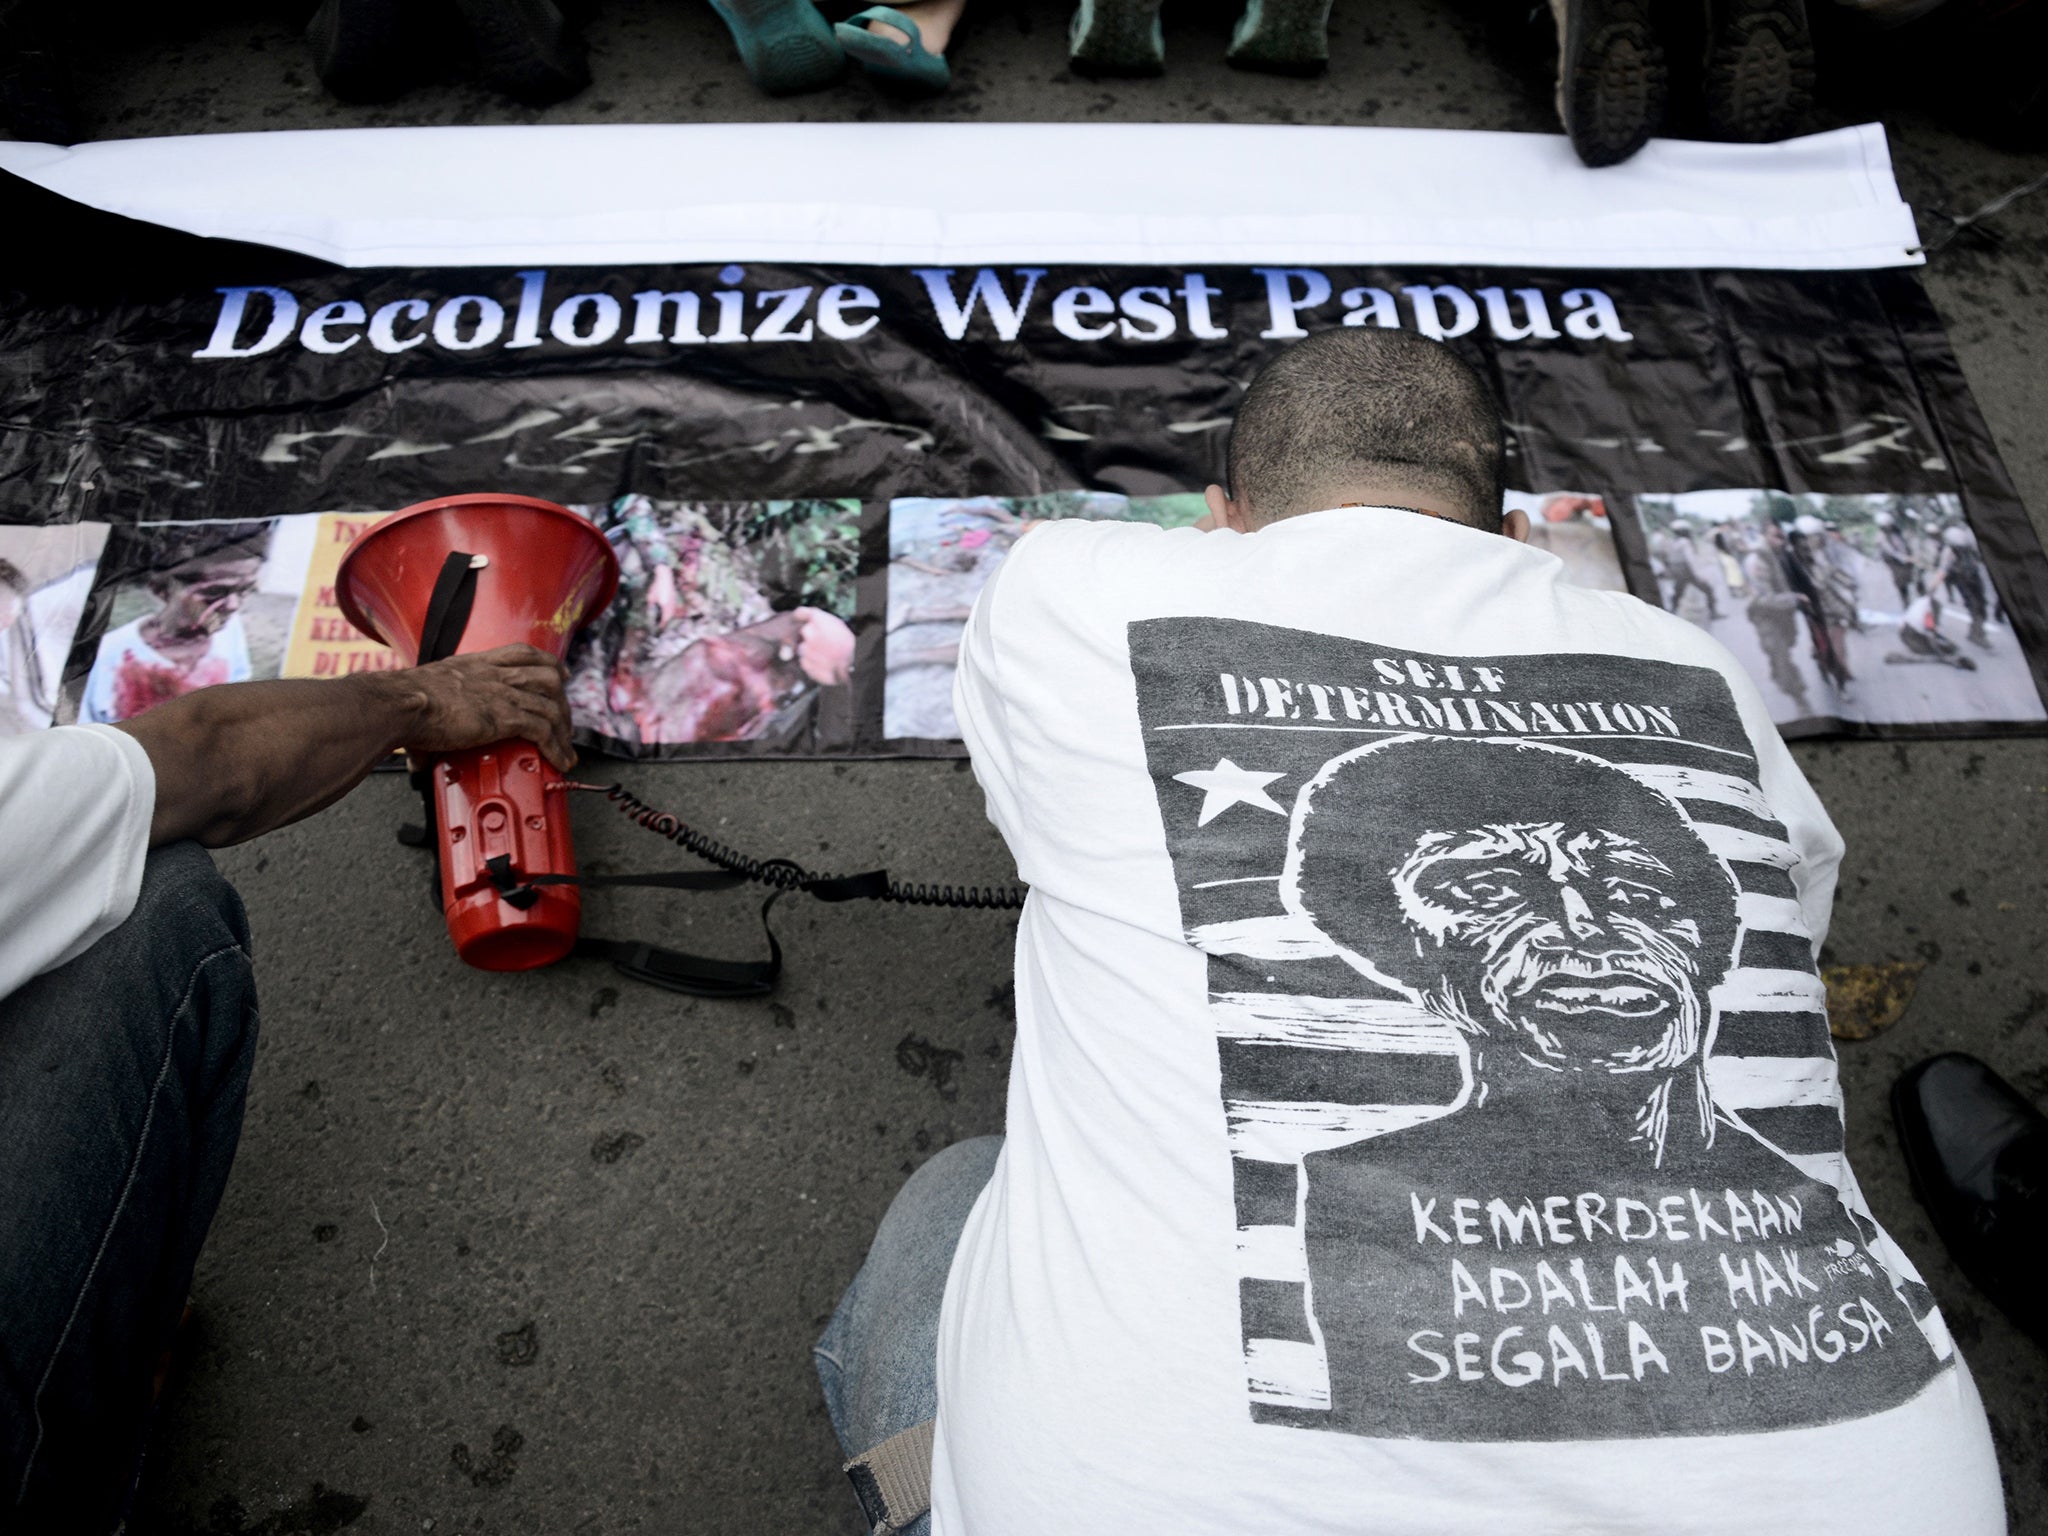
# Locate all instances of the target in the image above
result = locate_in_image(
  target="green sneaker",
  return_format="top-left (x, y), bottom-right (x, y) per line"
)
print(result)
top-left (1225, 0), bottom-right (1332, 75)
top-left (1068, 0), bottom-right (1164, 77)
top-left (706, 0), bottom-right (845, 95)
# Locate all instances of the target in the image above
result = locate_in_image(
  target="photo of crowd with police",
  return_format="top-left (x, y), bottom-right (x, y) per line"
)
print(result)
top-left (1633, 490), bottom-right (2045, 729)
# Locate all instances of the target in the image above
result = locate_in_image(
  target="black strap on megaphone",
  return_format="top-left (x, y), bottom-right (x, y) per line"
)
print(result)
top-left (397, 550), bottom-right (487, 867)
top-left (419, 550), bottom-right (482, 666)
top-left (467, 790), bottom-right (1028, 1001)
top-left (478, 852), bottom-right (787, 998)
top-left (394, 549), bottom-right (1025, 999)
top-left (481, 848), bottom-right (935, 1002)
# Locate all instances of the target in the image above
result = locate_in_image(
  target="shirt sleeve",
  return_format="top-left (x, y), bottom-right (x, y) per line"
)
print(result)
top-left (0, 724), bottom-right (158, 1000)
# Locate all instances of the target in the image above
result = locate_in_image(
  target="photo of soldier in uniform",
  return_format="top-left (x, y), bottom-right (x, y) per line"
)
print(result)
top-left (1633, 491), bottom-right (2044, 730)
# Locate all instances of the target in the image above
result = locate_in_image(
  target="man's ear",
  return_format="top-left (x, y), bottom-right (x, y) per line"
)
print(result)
top-left (1501, 506), bottom-right (1532, 544)
top-left (1204, 482), bottom-right (1253, 534)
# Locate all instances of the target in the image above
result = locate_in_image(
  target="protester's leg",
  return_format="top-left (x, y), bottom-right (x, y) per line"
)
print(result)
top-left (0, 842), bottom-right (258, 1534)
top-left (815, 1135), bottom-right (1002, 1536)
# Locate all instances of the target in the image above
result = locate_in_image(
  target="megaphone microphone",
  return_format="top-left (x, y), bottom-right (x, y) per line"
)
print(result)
top-left (337, 493), bottom-right (620, 973)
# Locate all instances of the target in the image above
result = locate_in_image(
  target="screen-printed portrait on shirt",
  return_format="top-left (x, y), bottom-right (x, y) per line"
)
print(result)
top-left (1128, 616), bottom-right (1953, 1442)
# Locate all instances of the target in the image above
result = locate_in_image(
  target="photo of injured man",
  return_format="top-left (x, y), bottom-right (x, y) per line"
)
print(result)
top-left (78, 520), bottom-right (297, 725)
top-left (565, 495), bottom-right (860, 749)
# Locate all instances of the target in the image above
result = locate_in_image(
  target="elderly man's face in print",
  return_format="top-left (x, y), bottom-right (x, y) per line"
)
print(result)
top-left (1389, 820), bottom-right (1707, 1074)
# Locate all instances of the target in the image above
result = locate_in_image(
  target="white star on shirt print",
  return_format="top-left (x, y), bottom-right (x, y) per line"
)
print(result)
top-left (1171, 757), bottom-right (1288, 826)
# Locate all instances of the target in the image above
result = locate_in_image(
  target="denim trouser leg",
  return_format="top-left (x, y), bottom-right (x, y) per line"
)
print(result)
top-left (0, 843), bottom-right (259, 1534)
top-left (815, 1135), bottom-right (1002, 1536)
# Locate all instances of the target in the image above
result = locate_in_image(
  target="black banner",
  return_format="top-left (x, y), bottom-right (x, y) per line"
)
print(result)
top-left (3, 170), bottom-right (2043, 754)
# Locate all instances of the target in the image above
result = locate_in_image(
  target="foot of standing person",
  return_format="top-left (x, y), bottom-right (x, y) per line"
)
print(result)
top-left (0, 0), bottom-right (81, 142)
top-left (851, 0), bottom-right (964, 57)
top-left (1068, 0), bottom-right (1164, 77)
top-left (1549, 0), bottom-right (1670, 168)
top-left (453, 0), bottom-right (590, 104)
top-left (1701, 0), bottom-right (1815, 143)
top-left (308, 0), bottom-right (587, 104)
top-left (1225, 0), bottom-right (1332, 75)
top-left (838, 0), bottom-right (962, 92)
top-left (705, 0), bottom-right (845, 95)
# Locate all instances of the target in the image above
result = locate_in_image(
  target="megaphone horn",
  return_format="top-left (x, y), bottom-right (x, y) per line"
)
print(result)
top-left (337, 494), bottom-right (620, 973)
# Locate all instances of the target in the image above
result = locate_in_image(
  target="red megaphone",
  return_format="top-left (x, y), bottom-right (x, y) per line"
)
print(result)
top-left (336, 493), bottom-right (620, 973)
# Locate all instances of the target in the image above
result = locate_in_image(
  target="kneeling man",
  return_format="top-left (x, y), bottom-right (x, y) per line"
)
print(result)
top-left (817, 328), bottom-right (2002, 1536)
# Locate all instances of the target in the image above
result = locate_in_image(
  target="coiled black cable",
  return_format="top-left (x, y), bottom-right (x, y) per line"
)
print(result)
top-left (583, 782), bottom-right (1028, 911)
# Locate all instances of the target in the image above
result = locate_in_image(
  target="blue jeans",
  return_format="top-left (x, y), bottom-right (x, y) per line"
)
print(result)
top-left (815, 1135), bottom-right (1002, 1536)
top-left (0, 843), bottom-right (258, 1534)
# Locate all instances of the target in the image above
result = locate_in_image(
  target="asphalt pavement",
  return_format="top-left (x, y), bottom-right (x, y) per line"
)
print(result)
top-left (13, 1), bottom-right (2045, 1531)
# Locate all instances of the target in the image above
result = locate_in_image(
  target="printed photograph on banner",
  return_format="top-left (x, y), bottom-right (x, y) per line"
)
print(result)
top-left (885, 492), bottom-right (1628, 742)
top-left (1508, 491), bottom-right (1626, 592)
top-left (885, 491), bottom-right (1209, 740)
top-left (0, 522), bottom-right (109, 732)
top-left (79, 519), bottom-right (307, 725)
top-left (279, 513), bottom-right (398, 680)
top-left (566, 495), bottom-right (860, 749)
top-left (1129, 617), bottom-right (1955, 1441)
top-left (1635, 491), bottom-right (2046, 729)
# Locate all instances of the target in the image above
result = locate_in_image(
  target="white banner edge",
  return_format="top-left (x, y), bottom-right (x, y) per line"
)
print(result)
top-left (0, 121), bottom-right (1927, 272)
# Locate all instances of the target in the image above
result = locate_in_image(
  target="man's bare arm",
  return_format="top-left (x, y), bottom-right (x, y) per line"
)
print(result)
top-left (115, 644), bottom-right (576, 849)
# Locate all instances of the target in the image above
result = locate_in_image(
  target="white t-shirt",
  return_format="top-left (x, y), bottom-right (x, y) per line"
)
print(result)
top-left (0, 724), bottom-right (157, 1000)
top-left (939, 507), bottom-right (2001, 1536)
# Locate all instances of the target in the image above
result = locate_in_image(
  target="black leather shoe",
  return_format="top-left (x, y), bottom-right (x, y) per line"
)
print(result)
top-left (1893, 1052), bottom-right (2048, 1349)
top-left (1554, 0), bottom-right (1670, 169)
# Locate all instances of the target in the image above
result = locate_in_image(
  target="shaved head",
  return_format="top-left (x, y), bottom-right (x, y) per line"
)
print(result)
top-left (1225, 329), bottom-right (1506, 530)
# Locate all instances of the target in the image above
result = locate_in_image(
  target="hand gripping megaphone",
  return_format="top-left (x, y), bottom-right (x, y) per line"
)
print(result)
top-left (336, 494), bottom-right (620, 973)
